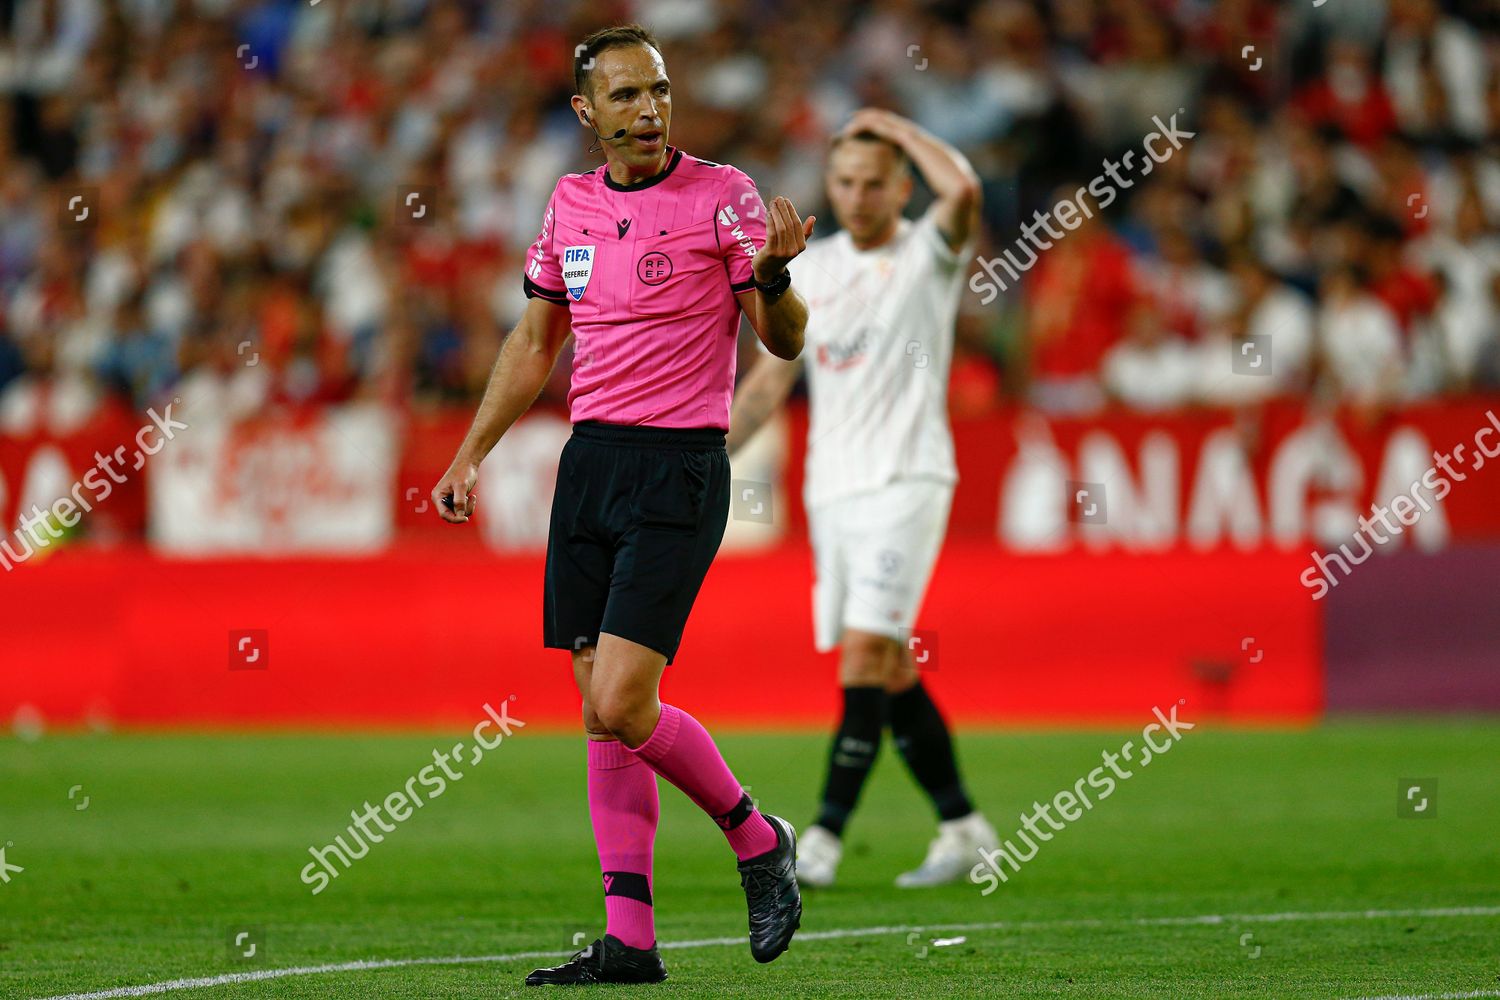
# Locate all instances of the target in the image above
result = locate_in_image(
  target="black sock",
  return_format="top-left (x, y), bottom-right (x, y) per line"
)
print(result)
top-left (888, 681), bottom-right (974, 822)
top-left (813, 686), bottom-right (886, 837)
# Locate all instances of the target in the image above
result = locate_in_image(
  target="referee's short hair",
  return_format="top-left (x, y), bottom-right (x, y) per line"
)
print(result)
top-left (574, 24), bottom-right (663, 99)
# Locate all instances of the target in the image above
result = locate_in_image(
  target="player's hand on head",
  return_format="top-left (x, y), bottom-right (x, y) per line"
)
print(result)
top-left (432, 463), bottom-right (479, 524)
top-left (841, 107), bottom-right (908, 140)
top-left (752, 196), bottom-right (815, 284)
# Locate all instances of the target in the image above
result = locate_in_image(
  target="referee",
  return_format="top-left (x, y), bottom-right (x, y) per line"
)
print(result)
top-left (432, 24), bottom-right (813, 987)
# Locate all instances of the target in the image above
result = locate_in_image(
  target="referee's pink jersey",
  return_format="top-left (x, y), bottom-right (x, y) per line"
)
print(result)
top-left (524, 146), bottom-right (769, 430)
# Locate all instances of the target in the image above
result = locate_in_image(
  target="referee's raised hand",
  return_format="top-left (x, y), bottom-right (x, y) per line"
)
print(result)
top-left (751, 196), bottom-right (815, 283)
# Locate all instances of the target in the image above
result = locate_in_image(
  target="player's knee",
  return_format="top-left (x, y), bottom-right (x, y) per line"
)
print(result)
top-left (590, 685), bottom-right (651, 741)
top-left (590, 690), bottom-right (627, 734)
top-left (580, 700), bottom-right (608, 737)
top-left (885, 657), bottom-right (920, 694)
top-left (839, 631), bottom-right (896, 687)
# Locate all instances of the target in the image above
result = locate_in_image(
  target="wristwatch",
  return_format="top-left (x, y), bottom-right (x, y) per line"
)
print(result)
top-left (753, 267), bottom-right (791, 302)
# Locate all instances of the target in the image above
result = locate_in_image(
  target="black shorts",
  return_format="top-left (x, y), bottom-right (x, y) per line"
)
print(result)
top-left (543, 420), bottom-right (730, 665)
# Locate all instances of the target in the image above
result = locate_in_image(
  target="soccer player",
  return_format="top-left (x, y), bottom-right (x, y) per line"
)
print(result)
top-left (727, 108), bottom-right (999, 888)
top-left (431, 24), bottom-right (813, 986)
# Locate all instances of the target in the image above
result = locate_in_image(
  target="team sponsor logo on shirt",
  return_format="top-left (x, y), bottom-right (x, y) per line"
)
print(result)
top-left (717, 204), bottom-right (757, 258)
top-left (815, 328), bottom-right (869, 371)
top-left (563, 245), bottom-right (596, 301)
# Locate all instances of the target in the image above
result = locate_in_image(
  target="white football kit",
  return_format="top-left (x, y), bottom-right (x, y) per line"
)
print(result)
top-left (792, 209), bottom-right (968, 651)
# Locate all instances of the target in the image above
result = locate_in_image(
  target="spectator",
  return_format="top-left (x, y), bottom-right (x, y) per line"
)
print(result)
top-left (1419, 186), bottom-right (1500, 389)
top-left (97, 292), bottom-right (175, 407)
top-left (1133, 226), bottom-right (1236, 342)
top-left (1102, 299), bottom-right (1197, 412)
top-left (1316, 263), bottom-right (1405, 406)
top-left (1024, 192), bottom-right (1137, 414)
top-left (1383, 0), bottom-right (1490, 144)
top-left (1197, 251), bottom-right (1316, 407)
top-left (1292, 38), bottom-right (1399, 150)
top-left (1364, 215), bottom-right (1438, 336)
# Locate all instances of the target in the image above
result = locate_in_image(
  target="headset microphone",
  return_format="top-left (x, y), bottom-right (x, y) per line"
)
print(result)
top-left (582, 111), bottom-right (628, 153)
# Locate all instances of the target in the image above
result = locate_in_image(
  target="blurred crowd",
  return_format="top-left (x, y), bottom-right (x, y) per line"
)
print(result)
top-left (1, 0), bottom-right (1498, 432)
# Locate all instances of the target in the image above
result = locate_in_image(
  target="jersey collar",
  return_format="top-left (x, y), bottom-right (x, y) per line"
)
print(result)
top-left (843, 217), bottom-right (910, 255)
top-left (603, 147), bottom-right (683, 193)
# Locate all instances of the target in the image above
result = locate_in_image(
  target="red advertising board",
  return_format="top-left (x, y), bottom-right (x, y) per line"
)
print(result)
top-left (0, 543), bottom-right (1320, 729)
top-left (395, 399), bottom-right (1500, 551)
top-left (5, 398), bottom-right (1500, 554)
top-left (0, 401), bottom-right (148, 553)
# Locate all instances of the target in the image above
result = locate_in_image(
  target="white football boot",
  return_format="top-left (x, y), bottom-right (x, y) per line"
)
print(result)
top-left (794, 824), bottom-right (842, 888)
top-left (896, 812), bottom-right (1000, 888)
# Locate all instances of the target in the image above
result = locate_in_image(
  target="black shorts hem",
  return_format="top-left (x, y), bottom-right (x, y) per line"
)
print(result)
top-left (543, 629), bottom-right (681, 666)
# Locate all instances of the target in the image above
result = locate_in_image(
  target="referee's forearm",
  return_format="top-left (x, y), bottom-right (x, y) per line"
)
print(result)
top-left (757, 287), bottom-right (808, 360)
top-left (455, 332), bottom-right (553, 464)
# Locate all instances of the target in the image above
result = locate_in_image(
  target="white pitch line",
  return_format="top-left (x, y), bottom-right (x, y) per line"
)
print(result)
top-left (31, 905), bottom-right (1500, 1000)
top-left (1345, 993), bottom-right (1500, 1000)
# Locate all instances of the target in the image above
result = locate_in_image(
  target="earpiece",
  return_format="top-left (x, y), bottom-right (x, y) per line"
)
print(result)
top-left (580, 108), bottom-right (628, 151)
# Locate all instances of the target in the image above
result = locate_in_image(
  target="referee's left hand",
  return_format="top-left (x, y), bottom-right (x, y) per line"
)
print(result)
top-left (752, 196), bottom-right (815, 285)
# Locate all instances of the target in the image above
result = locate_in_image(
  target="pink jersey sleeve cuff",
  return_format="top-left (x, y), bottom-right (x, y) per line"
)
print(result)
top-left (524, 274), bottom-right (569, 304)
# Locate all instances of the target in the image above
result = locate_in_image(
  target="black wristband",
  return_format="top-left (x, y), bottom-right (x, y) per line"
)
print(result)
top-left (753, 267), bottom-right (791, 303)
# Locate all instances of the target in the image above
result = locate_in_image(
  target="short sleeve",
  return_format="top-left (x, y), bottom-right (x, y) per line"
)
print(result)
top-left (522, 185), bottom-right (568, 305)
top-left (716, 168), bottom-right (769, 294)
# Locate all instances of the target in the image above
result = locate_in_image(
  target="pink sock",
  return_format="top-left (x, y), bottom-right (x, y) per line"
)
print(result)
top-left (588, 739), bottom-right (658, 949)
top-left (626, 704), bottom-right (778, 860)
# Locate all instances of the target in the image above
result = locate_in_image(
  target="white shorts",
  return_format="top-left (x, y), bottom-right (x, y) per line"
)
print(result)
top-left (807, 478), bottom-right (954, 653)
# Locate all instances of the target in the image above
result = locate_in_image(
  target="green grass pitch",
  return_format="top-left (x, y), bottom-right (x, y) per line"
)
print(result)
top-left (3, 720), bottom-right (1498, 999)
